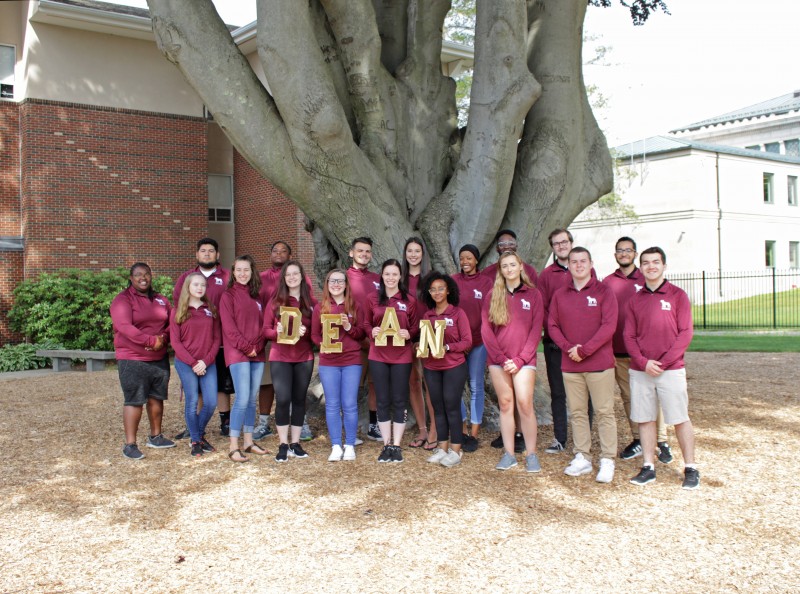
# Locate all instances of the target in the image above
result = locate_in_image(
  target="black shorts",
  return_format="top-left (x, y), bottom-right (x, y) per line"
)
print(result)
top-left (216, 348), bottom-right (235, 394)
top-left (118, 358), bottom-right (170, 406)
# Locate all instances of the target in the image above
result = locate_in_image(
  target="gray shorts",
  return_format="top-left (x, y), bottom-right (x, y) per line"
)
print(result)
top-left (630, 368), bottom-right (689, 425)
top-left (118, 358), bottom-right (170, 406)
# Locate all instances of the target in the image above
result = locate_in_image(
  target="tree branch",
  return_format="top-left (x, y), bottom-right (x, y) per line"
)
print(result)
top-left (371, 0), bottom-right (409, 73)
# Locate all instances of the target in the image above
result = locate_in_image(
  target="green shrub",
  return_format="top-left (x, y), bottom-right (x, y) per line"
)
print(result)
top-left (0, 340), bottom-right (62, 372)
top-left (9, 268), bottom-right (173, 351)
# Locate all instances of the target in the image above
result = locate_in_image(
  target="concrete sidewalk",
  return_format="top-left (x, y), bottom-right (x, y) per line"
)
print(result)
top-left (0, 368), bottom-right (81, 381)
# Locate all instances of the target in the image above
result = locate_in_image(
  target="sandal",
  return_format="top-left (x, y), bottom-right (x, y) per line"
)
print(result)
top-left (423, 439), bottom-right (439, 451)
top-left (244, 444), bottom-right (269, 455)
top-left (228, 449), bottom-right (249, 463)
top-left (409, 435), bottom-right (427, 448)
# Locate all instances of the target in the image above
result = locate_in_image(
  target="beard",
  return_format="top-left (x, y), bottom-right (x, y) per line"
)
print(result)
top-left (198, 260), bottom-right (218, 271)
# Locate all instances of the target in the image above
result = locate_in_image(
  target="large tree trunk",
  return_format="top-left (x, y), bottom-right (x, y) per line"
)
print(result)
top-left (146, 0), bottom-right (611, 274)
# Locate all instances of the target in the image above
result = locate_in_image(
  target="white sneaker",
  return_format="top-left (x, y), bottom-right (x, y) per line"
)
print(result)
top-left (426, 448), bottom-right (447, 463)
top-left (328, 445), bottom-right (344, 462)
top-left (354, 437), bottom-right (364, 446)
top-left (596, 458), bottom-right (615, 483)
top-left (564, 452), bottom-right (593, 476)
top-left (440, 449), bottom-right (463, 468)
top-left (342, 445), bottom-right (356, 461)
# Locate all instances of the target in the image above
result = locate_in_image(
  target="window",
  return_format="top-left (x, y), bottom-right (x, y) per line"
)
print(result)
top-left (785, 139), bottom-right (800, 157)
top-left (789, 176), bottom-right (798, 206)
top-left (765, 240), bottom-right (776, 268)
top-left (765, 142), bottom-right (780, 154)
top-left (208, 174), bottom-right (233, 222)
top-left (763, 173), bottom-right (774, 203)
top-left (0, 44), bottom-right (14, 99)
top-left (745, 145), bottom-right (761, 151)
top-left (790, 241), bottom-right (799, 269)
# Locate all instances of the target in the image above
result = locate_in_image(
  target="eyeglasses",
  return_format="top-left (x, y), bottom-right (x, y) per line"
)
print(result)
top-left (497, 240), bottom-right (517, 248)
top-left (552, 240), bottom-right (571, 248)
top-left (615, 248), bottom-right (635, 254)
top-left (428, 287), bottom-right (447, 294)
top-left (328, 278), bottom-right (346, 285)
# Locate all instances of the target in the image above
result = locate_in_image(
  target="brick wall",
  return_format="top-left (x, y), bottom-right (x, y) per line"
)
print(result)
top-left (18, 99), bottom-right (208, 282)
top-left (233, 150), bottom-right (318, 288)
top-left (0, 101), bottom-right (21, 237)
top-left (0, 250), bottom-right (23, 344)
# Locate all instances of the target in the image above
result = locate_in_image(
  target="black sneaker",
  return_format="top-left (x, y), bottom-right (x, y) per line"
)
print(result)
top-left (288, 443), bottom-right (308, 458)
top-left (620, 439), bottom-right (642, 460)
top-left (200, 436), bottom-right (216, 453)
top-left (173, 428), bottom-right (191, 440)
top-left (630, 465), bottom-right (656, 486)
top-left (462, 435), bottom-right (479, 453)
top-left (275, 443), bottom-right (289, 463)
top-left (220, 420), bottom-right (230, 437)
top-left (367, 423), bottom-right (382, 441)
top-left (682, 467), bottom-right (700, 490)
top-left (514, 433), bottom-right (525, 454)
top-left (657, 441), bottom-right (674, 464)
top-left (147, 433), bottom-right (177, 449)
top-left (490, 434), bottom-right (503, 449)
top-left (122, 443), bottom-right (144, 460)
top-left (378, 445), bottom-right (393, 463)
top-left (190, 441), bottom-right (204, 457)
top-left (390, 445), bottom-right (404, 463)
top-left (544, 439), bottom-right (565, 454)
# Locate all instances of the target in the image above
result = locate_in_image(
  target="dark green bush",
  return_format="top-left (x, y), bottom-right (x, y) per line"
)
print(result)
top-left (0, 340), bottom-right (62, 372)
top-left (9, 268), bottom-right (173, 351)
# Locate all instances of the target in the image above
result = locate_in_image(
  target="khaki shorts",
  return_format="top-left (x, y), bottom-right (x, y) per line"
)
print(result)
top-left (630, 368), bottom-right (689, 425)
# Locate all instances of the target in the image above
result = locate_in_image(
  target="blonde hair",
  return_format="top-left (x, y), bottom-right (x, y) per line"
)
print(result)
top-left (487, 252), bottom-right (532, 326)
top-left (175, 273), bottom-right (216, 324)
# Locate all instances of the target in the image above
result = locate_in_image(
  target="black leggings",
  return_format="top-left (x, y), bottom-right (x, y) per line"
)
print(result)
top-left (270, 360), bottom-right (314, 426)
top-left (369, 360), bottom-right (411, 424)
top-left (424, 363), bottom-right (468, 445)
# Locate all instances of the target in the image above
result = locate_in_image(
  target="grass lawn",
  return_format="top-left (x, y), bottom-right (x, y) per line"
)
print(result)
top-left (689, 333), bottom-right (799, 352)
top-left (692, 288), bottom-right (800, 329)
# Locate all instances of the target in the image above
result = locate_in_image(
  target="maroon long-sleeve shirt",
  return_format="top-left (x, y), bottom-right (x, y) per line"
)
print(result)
top-left (602, 267), bottom-right (645, 355)
top-left (347, 266), bottom-right (381, 307)
top-left (110, 286), bottom-right (171, 361)
top-left (453, 272), bottom-right (494, 348)
top-left (219, 283), bottom-right (266, 366)
top-left (262, 296), bottom-right (316, 363)
top-left (169, 305), bottom-right (221, 368)
top-left (172, 266), bottom-right (230, 308)
top-left (547, 277), bottom-right (617, 373)
top-left (364, 291), bottom-right (420, 364)
top-left (481, 284), bottom-right (543, 369)
top-left (623, 280), bottom-right (693, 372)
top-left (311, 302), bottom-right (366, 367)
top-left (419, 305), bottom-right (472, 371)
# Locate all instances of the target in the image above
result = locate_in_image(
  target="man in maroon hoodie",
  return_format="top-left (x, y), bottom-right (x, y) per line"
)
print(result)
top-left (603, 236), bottom-right (671, 463)
top-left (172, 238), bottom-right (232, 439)
top-left (625, 247), bottom-right (698, 490)
top-left (548, 247), bottom-right (618, 484)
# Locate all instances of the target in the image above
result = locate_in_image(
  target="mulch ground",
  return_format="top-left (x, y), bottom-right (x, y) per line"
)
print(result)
top-left (0, 352), bottom-right (797, 593)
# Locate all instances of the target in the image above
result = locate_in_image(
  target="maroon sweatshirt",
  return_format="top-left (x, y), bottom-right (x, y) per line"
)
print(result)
top-left (547, 277), bottom-right (617, 373)
top-left (623, 280), bottom-right (693, 372)
top-left (219, 283), bottom-right (266, 366)
top-left (169, 305), bottom-right (221, 367)
top-left (172, 266), bottom-right (230, 308)
top-left (481, 284), bottom-right (544, 369)
top-left (481, 260), bottom-right (539, 286)
top-left (539, 260), bottom-right (598, 341)
top-left (364, 291), bottom-right (420, 364)
top-left (110, 286), bottom-right (171, 361)
top-left (453, 272), bottom-right (494, 347)
top-left (406, 273), bottom-right (421, 300)
top-left (347, 266), bottom-right (381, 307)
top-left (419, 305), bottom-right (472, 371)
top-left (602, 267), bottom-right (645, 355)
top-left (311, 301), bottom-right (366, 367)
top-left (262, 296), bottom-right (316, 363)
top-left (259, 265), bottom-right (314, 307)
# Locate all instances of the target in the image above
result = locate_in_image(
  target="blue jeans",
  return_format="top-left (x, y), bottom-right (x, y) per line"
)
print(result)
top-left (461, 344), bottom-right (487, 425)
top-left (228, 361), bottom-right (264, 438)
top-left (174, 359), bottom-right (219, 442)
top-left (318, 364), bottom-right (362, 446)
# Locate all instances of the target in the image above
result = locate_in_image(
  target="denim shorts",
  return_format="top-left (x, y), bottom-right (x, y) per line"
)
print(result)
top-left (118, 357), bottom-right (170, 406)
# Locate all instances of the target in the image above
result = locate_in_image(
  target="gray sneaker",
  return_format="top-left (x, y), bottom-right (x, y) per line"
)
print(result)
top-left (300, 421), bottom-right (313, 441)
top-left (253, 422), bottom-right (273, 441)
top-left (495, 451), bottom-right (518, 471)
top-left (147, 433), bottom-right (176, 449)
top-left (441, 449), bottom-right (463, 468)
top-left (123, 443), bottom-right (144, 460)
top-left (525, 452), bottom-right (541, 473)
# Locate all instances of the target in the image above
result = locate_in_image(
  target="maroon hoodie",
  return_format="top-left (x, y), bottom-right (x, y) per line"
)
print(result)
top-left (623, 280), bottom-right (693, 372)
top-left (311, 301), bottom-right (366, 367)
top-left (169, 305), bottom-right (221, 367)
top-left (110, 286), bottom-right (171, 361)
top-left (173, 266), bottom-right (230, 308)
top-left (262, 295), bottom-right (316, 363)
top-left (547, 276), bottom-right (617, 373)
top-left (347, 266), bottom-right (381, 307)
top-left (453, 272), bottom-right (494, 348)
top-left (259, 265), bottom-right (314, 307)
top-left (364, 291), bottom-right (420, 364)
top-left (219, 282), bottom-right (266, 366)
top-left (602, 267), bottom-right (645, 355)
top-left (481, 283), bottom-right (543, 369)
top-left (419, 305), bottom-right (472, 371)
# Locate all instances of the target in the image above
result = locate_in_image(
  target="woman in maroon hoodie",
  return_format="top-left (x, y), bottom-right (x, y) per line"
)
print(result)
top-left (482, 252), bottom-right (544, 473)
top-left (170, 272), bottom-right (221, 457)
top-left (263, 260), bottom-right (316, 463)
top-left (219, 255), bottom-right (267, 463)
top-left (110, 263), bottom-right (173, 460)
top-left (418, 271), bottom-right (472, 468)
top-left (365, 259), bottom-right (419, 464)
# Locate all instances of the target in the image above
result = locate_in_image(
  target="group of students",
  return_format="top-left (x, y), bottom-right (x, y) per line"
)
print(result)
top-left (110, 229), bottom-right (698, 489)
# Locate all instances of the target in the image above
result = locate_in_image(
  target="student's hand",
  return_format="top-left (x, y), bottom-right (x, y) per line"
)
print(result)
top-left (246, 348), bottom-right (257, 357)
top-left (275, 322), bottom-right (284, 334)
top-left (340, 314), bottom-right (351, 331)
top-left (398, 329), bottom-right (411, 340)
top-left (152, 335), bottom-right (165, 351)
top-left (299, 325), bottom-right (307, 336)
top-left (193, 361), bottom-right (207, 375)
top-left (503, 359), bottom-right (518, 374)
top-left (371, 327), bottom-right (381, 338)
top-left (568, 345), bottom-right (583, 362)
top-left (645, 359), bottom-right (663, 377)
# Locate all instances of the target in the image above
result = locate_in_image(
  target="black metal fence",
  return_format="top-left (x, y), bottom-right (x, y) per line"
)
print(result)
top-left (669, 269), bottom-right (800, 329)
